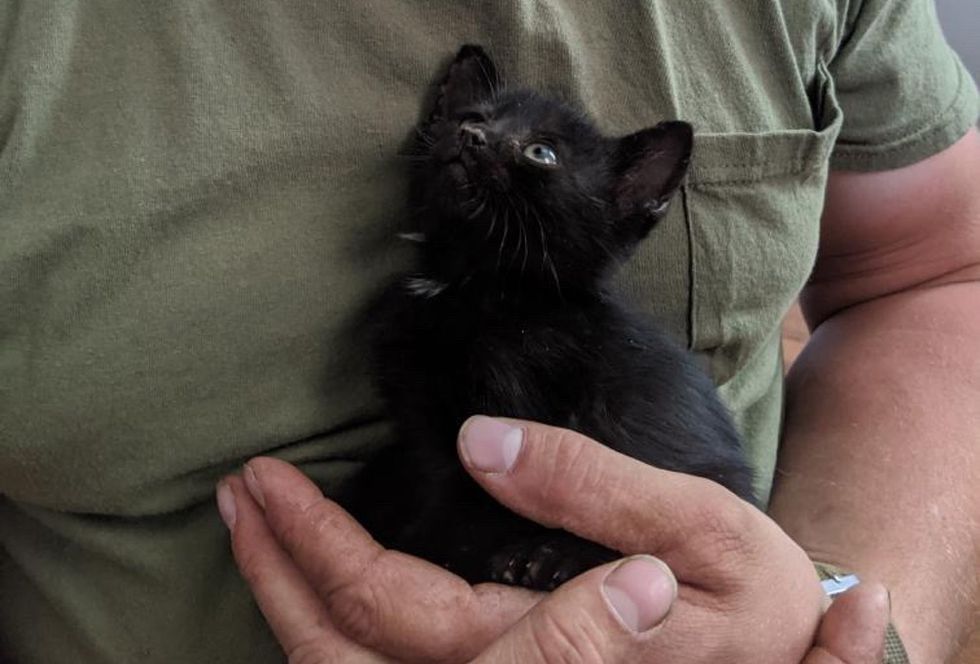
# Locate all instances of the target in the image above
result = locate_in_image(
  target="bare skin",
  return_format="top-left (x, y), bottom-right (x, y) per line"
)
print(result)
top-left (770, 127), bottom-right (980, 662)
top-left (219, 434), bottom-right (889, 663)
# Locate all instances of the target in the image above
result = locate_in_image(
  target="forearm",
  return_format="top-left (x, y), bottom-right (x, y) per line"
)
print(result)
top-left (769, 281), bottom-right (980, 663)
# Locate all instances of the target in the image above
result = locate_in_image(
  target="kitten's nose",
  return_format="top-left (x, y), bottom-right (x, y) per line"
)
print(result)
top-left (460, 122), bottom-right (488, 148)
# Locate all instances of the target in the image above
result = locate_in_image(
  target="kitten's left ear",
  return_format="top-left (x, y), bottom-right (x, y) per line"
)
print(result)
top-left (613, 121), bottom-right (693, 233)
top-left (426, 45), bottom-right (499, 127)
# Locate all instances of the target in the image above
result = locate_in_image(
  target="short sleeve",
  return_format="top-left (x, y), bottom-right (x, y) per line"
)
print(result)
top-left (828, 0), bottom-right (979, 171)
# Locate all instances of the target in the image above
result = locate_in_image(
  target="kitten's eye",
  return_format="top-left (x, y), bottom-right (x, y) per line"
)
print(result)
top-left (522, 143), bottom-right (559, 167)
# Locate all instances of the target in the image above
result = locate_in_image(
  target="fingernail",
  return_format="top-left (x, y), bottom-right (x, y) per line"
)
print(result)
top-left (459, 416), bottom-right (523, 473)
top-left (216, 481), bottom-right (237, 530)
top-left (243, 463), bottom-right (265, 508)
top-left (602, 556), bottom-right (677, 633)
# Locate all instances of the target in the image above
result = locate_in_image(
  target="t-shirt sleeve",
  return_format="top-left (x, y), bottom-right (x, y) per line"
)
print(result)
top-left (828, 0), bottom-right (979, 171)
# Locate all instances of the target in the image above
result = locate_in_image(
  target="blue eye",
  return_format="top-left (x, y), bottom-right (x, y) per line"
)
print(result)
top-left (522, 143), bottom-right (559, 167)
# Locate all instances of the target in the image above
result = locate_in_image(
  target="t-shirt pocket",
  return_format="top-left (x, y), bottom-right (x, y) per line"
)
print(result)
top-left (625, 62), bottom-right (843, 500)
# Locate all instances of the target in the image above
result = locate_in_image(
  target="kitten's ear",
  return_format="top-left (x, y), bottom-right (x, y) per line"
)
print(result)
top-left (427, 45), bottom-right (499, 125)
top-left (613, 121), bottom-right (693, 233)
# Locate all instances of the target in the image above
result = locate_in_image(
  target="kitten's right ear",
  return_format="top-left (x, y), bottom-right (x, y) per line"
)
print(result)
top-left (426, 45), bottom-right (499, 126)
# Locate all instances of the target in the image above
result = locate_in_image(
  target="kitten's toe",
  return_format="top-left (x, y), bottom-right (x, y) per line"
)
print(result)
top-left (488, 544), bottom-right (529, 586)
top-left (540, 550), bottom-right (595, 590)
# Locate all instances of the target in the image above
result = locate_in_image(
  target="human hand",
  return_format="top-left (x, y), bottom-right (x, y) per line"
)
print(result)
top-left (218, 416), bottom-right (890, 662)
top-left (217, 459), bottom-right (540, 663)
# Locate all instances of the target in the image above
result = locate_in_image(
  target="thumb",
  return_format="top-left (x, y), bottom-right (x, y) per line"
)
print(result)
top-left (473, 555), bottom-right (677, 663)
top-left (802, 582), bottom-right (890, 664)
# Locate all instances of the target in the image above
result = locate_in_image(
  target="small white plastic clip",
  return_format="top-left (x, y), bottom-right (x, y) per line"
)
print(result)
top-left (820, 573), bottom-right (861, 598)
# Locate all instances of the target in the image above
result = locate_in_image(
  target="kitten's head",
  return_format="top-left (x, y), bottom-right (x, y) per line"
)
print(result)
top-left (411, 45), bottom-right (692, 295)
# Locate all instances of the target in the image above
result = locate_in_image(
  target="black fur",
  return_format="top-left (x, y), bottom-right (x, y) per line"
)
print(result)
top-left (345, 46), bottom-right (755, 590)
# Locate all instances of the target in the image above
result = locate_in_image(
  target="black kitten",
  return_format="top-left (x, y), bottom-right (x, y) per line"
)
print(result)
top-left (346, 46), bottom-right (755, 591)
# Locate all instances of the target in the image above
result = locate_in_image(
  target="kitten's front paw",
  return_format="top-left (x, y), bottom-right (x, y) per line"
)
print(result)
top-left (488, 533), bottom-right (618, 591)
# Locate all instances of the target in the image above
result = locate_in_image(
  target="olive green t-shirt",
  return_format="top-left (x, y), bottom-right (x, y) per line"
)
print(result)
top-left (0, 2), bottom-right (975, 662)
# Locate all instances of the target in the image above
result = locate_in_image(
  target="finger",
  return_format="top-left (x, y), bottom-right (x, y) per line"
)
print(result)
top-left (802, 583), bottom-right (889, 664)
top-left (457, 416), bottom-right (758, 576)
top-left (218, 477), bottom-right (385, 663)
top-left (242, 457), bottom-right (539, 662)
top-left (473, 555), bottom-right (677, 663)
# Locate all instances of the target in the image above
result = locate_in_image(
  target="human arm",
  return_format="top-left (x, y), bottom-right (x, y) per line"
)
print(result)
top-left (769, 128), bottom-right (980, 662)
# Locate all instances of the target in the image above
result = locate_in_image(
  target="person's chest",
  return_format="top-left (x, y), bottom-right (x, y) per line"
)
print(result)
top-left (0, 0), bottom-right (840, 512)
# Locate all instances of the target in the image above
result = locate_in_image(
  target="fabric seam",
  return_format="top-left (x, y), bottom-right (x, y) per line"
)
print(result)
top-left (832, 64), bottom-right (974, 159)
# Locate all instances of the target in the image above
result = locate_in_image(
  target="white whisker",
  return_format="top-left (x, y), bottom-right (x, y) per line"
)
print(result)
top-left (404, 276), bottom-right (448, 298)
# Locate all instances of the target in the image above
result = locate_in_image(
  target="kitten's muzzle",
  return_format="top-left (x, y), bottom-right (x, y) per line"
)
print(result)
top-left (447, 122), bottom-right (512, 191)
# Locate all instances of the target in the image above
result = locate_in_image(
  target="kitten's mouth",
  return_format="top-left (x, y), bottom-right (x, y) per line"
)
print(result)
top-left (446, 158), bottom-right (470, 185)
top-left (447, 148), bottom-right (477, 167)
top-left (443, 151), bottom-right (508, 192)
